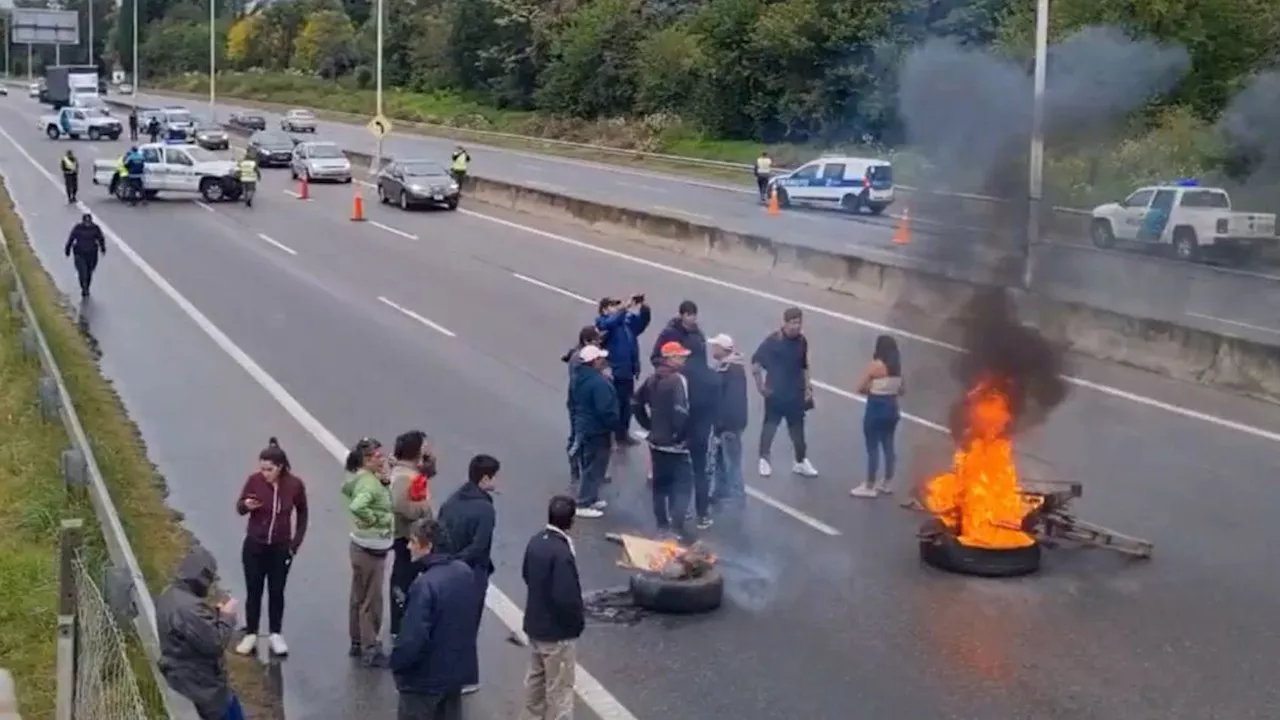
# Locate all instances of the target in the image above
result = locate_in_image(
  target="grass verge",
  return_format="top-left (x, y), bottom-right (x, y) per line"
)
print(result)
top-left (0, 178), bottom-right (279, 718)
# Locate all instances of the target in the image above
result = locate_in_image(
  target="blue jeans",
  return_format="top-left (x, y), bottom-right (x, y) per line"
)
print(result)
top-left (221, 695), bottom-right (245, 720)
top-left (863, 396), bottom-right (900, 483)
top-left (574, 434), bottom-right (611, 506)
top-left (709, 431), bottom-right (745, 505)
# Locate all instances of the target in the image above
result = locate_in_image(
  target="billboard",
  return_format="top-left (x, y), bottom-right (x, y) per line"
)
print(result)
top-left (10, 8), bottom-right (80, 46)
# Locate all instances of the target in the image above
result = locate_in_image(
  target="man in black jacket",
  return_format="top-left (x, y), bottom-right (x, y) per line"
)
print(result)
top-left (752, 307), bottom-right (818, 478)
top-left (64, 214), bottom-right (106, 298)
top-left (391, 518), bottom-right (478, 720)
top-left (567, 345), bottom-right (619, 519)
top-left (708, 334), bottom-right (749, 511)
top-left (650, 300), bottom-right (717, 529)
top-left (436, 454), bottom-right (500, 695)
top-left (520, 495), bottom-right (584, 720)
top-left (634, 340), bottom-right (694, 538)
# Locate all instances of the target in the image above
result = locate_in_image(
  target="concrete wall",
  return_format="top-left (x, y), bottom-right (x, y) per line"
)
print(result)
top-left (0, 670), bottom-right (20, 720)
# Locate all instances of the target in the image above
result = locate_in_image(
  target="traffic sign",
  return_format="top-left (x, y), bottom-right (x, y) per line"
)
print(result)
top-left (367, 115), bottom-right (392, 139)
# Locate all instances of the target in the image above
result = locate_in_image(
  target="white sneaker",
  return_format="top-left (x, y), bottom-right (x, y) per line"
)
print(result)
top-left (575, 507), bottom-right (604, 519)
top-left (793, 459), bottom-right (819, 477)
top-left (591, 500), bottom-right (608, 510)
top-left (268, 633), bottom-right (289, 656)
top-left (461, 684), bottom-right (481, 695)
top-left (850, 484), bottom-right (878, 498)
top-left (758, 458), bottom-right (773, 477)
top-left (873, 480), bottom-right (893, 494)
top-left (234, 634), bottom-right (258, 656)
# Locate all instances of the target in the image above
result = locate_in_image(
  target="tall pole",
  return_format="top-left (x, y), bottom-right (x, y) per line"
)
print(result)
top-left (1023, 0), bottom-right (1049, 290)
top-left (55, 43), bottom-right (61, 65)
top-left (373, 0), bottom-right (384, 171)
top-left (26, 44), bottom-right (31, 80)
top-left (88, 0), bottom-right (94, 67)
top-left (208, 0), bottom-right (215, 121)
top-left (131, 0), bottom-right (138, 91)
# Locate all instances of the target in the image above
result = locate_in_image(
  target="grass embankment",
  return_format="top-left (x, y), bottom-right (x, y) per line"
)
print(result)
top-left (154, 71), bottom-right (1225, 208)
top-left (0, 180), bottom-right (278, 719)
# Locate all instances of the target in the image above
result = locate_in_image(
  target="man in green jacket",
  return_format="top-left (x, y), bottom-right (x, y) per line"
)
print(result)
top-left (341, 437), bottom-right (395, 667)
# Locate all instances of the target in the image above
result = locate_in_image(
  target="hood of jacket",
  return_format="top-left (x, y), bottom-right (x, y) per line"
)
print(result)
top-left (570, 361), bottom-right (606, 395)
top-left (173, 544), bottom-right (218, 598)
top-left (453, 481), bottom-right (493, 506)
top-left (410, 551), bottom-right (456, 574)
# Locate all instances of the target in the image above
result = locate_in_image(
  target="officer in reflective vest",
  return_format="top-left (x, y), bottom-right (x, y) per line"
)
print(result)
top-left (753, 151), bottom-right (773, 202)
top-left (237, 154), bottom-right (259, 207)
top-left (450, 146), bottom-right (471, 189)
top-left (60, 150), bottom-right (79, 204)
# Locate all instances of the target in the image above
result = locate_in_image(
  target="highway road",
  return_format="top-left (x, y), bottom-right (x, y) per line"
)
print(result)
top-left (3, 93), bottom-right (1280, 719)
top-left (110, 89), bottom-right (1280, 346)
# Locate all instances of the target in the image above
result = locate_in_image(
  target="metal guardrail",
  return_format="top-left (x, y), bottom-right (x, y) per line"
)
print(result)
top-left (0, 204), bottom-right (194, 719)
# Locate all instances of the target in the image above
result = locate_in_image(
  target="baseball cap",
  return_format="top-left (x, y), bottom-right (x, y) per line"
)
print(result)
top-left (660, 341), bottom-right (691, 357)
top-left (707, 333), bottom-right (734, 349)
top-left (579, 345), bottom-right (609, 363)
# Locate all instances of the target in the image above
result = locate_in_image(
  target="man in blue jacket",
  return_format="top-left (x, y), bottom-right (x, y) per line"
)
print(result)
top-left (391, 518), bottom-right (479, 720)
top-left (520, 495), bottom-right (585, 720)
top-left (594, 295), bottom-right (651, 445)
top-left (122, 146), bottom-right (146, 205)
top-left (568, 345), bottom-right (619, 519)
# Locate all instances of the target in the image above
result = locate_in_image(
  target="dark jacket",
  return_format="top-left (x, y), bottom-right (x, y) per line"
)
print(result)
top-left (390, 553), bottom-right (480, 695)
top-left (64, 221), bottom-right (105, 258)
top-left (562, 345), bottom-right (586, 417)
top-left (155, 545), bottom-right (235, 720)
top-left (124, 150), bottom-right (145, 176)
top-left (712, 352), bottom-right (749, 433)
top-left (632, 363), bottom-right (690, 453)
top-left (235, 471), bottom-right (309, 552)
top-left (595, 306), bottom-right (650, 379)
top-left (437, 483), bottom-right (496, 575)
top-left (650, 318), bottom-right (716, 421)
top-left (569, 362), bottom-right (619, 439)
top-left (752, 331), bottom-right (810, 406)
top-left (522, 528), bottom-right (584, 643)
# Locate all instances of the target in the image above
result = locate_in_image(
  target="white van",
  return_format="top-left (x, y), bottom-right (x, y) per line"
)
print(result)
top-left (767, 155), bottom-right (895, 214)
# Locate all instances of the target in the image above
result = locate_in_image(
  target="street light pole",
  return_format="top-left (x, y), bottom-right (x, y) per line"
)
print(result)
top-left (1023, 0), bottom-right (1049, 290)
top-left (373, 0), bottom-right (384, 170)
top-left (88, 0), bottom-right (93, 67)
top-left (208, 0), bottom-right (215, 121)
top-left (131, 0), bottom-right (138, 91)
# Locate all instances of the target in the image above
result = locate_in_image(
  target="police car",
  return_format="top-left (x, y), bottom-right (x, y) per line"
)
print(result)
top-left (767, 155), bottom-right (895, 215)
top-left (90, 143), bottom-right (241, 203)
top-left (39, 107), bottom-right (123, 141)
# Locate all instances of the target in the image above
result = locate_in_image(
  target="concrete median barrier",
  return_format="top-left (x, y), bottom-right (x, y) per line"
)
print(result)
top-left (101, 96), bottom-right (1280, 403)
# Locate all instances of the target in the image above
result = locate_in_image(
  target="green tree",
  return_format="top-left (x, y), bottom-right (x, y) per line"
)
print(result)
top-left (292, 9), bottom-right (356, 77)
top-left (633, 26), bottom-right (704, 114)
top-left (536, 0), bottom-right (642, 117)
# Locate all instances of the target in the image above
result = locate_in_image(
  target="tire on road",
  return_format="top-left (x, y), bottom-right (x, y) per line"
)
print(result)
top-left (46, 125), bottom-right (60, 140)
top-left (1091, 219), bottom-right (1116, 249)
top-left (918, 524), bottom-right (1041, 578)
top-left (199, 177), bottom-right (227, 202)
top-left (628, 569), bottom-right (724, 614)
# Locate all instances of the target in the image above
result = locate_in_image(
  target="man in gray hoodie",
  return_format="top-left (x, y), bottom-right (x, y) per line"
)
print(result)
top-left (155, 544), bottom-right (242, 720)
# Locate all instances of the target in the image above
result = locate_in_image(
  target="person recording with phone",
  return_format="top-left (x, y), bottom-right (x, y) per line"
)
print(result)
top-left (594, 293), bottom-right (651, 445)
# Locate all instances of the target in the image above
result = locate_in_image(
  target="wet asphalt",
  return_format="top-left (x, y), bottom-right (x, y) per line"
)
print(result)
top-left (2, 94), bottom-right (1280, 719)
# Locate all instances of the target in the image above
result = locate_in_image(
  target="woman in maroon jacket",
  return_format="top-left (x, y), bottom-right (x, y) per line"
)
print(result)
top-left (233, 437), bottom-right (309, 657)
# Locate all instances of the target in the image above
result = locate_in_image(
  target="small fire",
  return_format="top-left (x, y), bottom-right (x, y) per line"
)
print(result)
top-left (647, 542), bottom-right (685, 572)
top-left (923, 378), bottom-right (1038, 549)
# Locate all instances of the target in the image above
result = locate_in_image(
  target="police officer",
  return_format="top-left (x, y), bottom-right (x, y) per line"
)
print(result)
top-left (122, 147), bottom-right (146, 205)
top-left (237, 151), bottom-right (259, 207)
top-left (147, 116), bottom-right (160, 143)
top-left (63, 214), bottom-right (105, 298)
top-left (60, 150), bottom-right (79, 203)
top-left (450, 145), bottom-right (471, 190)
top-left (754, 151), bottom-right (773, 202)
top-left (128, 108), bottom-right (139, 141)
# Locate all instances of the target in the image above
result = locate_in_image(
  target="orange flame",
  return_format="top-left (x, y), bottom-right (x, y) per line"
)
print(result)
top-left (923, 379), bottom-right (1037, 549)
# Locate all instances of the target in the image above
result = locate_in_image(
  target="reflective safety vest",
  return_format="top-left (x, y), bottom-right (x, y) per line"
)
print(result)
top-left (754, 156), bottom-right (772, 176)
top-left (115, 157), bottom-right (127, 177)
top-left (450, 152), bottom-right (469, 173)
top-left (237, 159), bottom-right (258, 182)
top-left (61, 156), bottom-right (77, 174)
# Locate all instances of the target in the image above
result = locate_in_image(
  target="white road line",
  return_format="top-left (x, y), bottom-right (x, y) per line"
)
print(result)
top-left (652, 205), bottom-right (711, 221)
top-left (376, 296), bottom-right (457, 337)
top-left (194, 201), bottom-right (215, 213)
top-left (512, 272), bottom-right (593, 303)
top-left (458, 208), bottom-right (1280, 445)
top-left (369, 220), bottom-right (418, 241)
top-left (282, 189), bottom-right (310, 200)
top-left (0, 124), bottom-right (640, 720)
top-left (1186, 312), bottom-right (1280, 336)
top-left (256, 233), bottom-right (298, 256)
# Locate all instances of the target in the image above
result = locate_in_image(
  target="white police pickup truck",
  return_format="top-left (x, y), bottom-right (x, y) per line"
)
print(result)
top-left (40, 106), bottom-right (123, 141)
top-left (1090, 181), bottom-right (1277, 264)
top-left (91, 143), bottom-right (242, 202)
top-left (766, 154), bottom-right (895, 214)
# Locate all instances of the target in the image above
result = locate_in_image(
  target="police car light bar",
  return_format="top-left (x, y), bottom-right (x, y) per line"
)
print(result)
top-left (1174, 178), bottom-right (1200, 187)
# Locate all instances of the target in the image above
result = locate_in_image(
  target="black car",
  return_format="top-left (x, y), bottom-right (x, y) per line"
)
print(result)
top-left (230, 111), bottom-right (267, 131)
top-left (191, 121), bottom-right (230, 150)
top-left (248, 131), bottom-right (297, 168)
top-left (376, 159), bottom-right (460, 210)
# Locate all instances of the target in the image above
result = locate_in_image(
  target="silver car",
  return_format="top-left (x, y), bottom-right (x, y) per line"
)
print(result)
top-left (280, 109), bottom-right (317, 133)
top-left (291, 142), bottom-right (352, 183)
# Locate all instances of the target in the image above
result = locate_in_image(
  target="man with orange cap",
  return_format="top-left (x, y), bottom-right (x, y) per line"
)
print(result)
top-left (633, 340), bottom-right (694, 538)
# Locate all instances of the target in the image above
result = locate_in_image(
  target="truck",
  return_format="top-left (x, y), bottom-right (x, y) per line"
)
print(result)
top-left (1090, 181), bottom-right (1278, 264)
top-left (43, 65), bottom-right (99, 109)
top-left (91, 143), bottom-right (243, 203)
top-left (40, 106), bottom-right (123, 141)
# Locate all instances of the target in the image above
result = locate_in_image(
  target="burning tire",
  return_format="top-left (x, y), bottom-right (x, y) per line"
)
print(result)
top-left (918, 520), bottom-right (1041, 578)
top-left (628, 568), bottom-right (724, 614)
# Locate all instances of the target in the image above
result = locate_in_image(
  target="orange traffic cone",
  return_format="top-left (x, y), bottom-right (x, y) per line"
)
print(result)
top-left (350, 191), bottom-right (365, 221)
top-left (892, 206), bottom-right (911, 244)
top-left (767, 187), bottom-right (780, 216)
top-left (298, 177), bottom-right (309, 200)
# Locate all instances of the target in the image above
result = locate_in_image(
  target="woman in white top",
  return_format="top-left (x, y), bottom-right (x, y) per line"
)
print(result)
top-left (851, 335), bottom-right (904, 497)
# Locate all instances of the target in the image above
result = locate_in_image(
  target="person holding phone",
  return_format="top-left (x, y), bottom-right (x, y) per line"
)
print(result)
top-left (594, 293), bottom-right (651, 445)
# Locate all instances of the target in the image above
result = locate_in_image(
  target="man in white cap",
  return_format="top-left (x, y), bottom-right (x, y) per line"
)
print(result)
top-left (707, 334), bottom-right (749, 513)
top-left (567, 344), bottom-right (620, 518)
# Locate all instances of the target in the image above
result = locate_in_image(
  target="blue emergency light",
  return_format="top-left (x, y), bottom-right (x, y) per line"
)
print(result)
top-left (1174, 178), bottom-right (1199, 187)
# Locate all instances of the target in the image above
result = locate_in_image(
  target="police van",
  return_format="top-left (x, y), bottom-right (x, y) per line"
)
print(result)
top-left (767, 154), bottom-right (895, 215)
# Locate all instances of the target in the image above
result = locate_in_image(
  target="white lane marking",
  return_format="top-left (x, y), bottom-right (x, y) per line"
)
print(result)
top-left (812, 380), bottom-right (947, 433)
top-left (282, 189), bottom-right (310, 200)
top-left (512, 272), bottom-right (593, 304)
top-left (376, 296), bottom-right (457, 337)
top-left (459, 208), bottom-right (1280, 445)
top-left (0, 123), bottom-right (640, 720)
top-left (194, 201), bottom-right (215, 213)
top-left (256, 233), bottom-right (297, 256)
top-left (652, 205), bottom-right (711, 221)
top-left (369, 220), bottom-right (418, 241)
top-left (512, 270), bottom-right (842, 534)
top-left (1186, 312), bottom-right (1280, 336)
